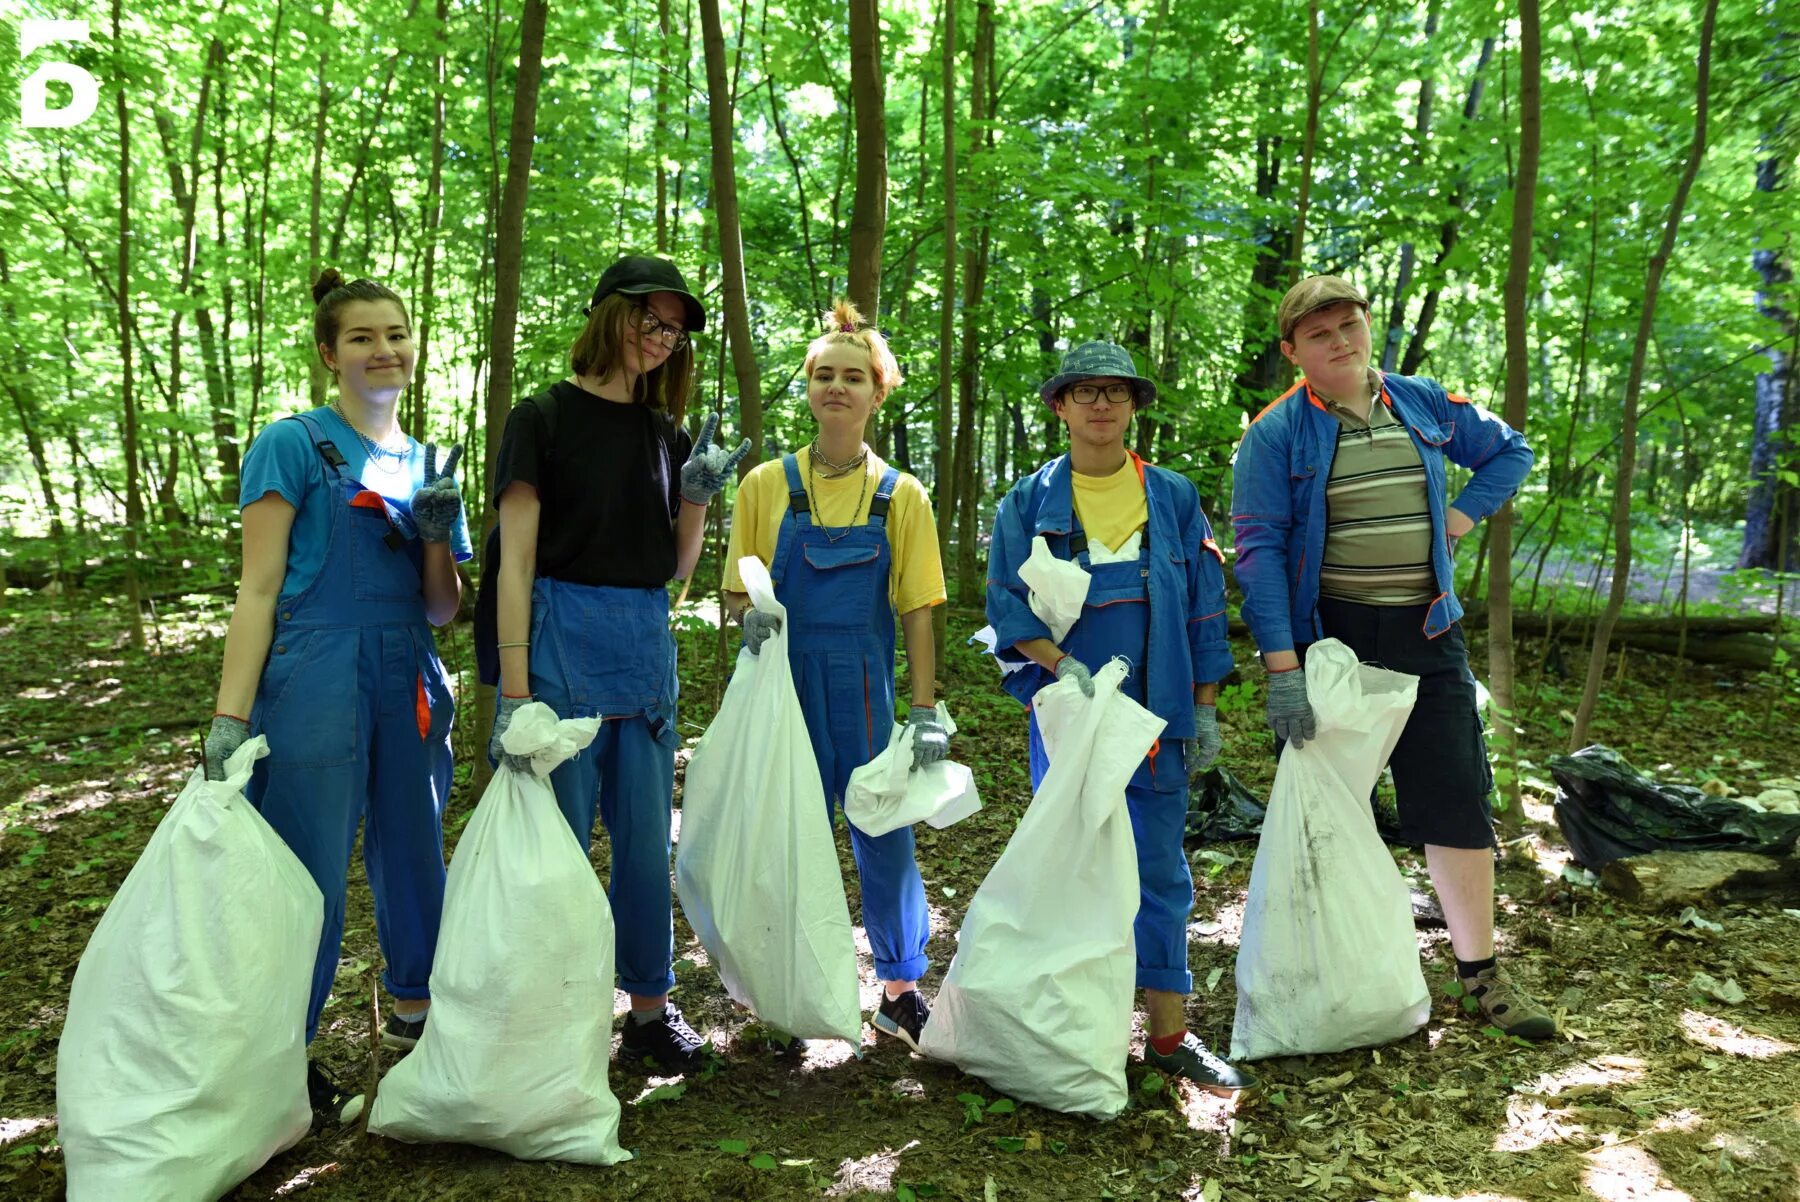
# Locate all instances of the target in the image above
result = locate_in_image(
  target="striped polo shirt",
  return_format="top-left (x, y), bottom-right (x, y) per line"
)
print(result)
top-left (1317, 384), bottom-right (1437, 606)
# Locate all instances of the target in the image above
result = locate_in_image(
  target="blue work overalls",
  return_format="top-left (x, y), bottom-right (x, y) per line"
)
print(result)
top-left (249, 412), bottom-right (454, 1042)
top-left (527, 575), bottom-right (680, 998)
top-left (1025, 516), bottom-right (1195, 995)
top-left (769, 455), bottom-right (929, 983)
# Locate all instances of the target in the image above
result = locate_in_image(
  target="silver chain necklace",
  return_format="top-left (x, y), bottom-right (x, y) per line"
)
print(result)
top-left (330, 401), bottom-right (410, 471)
top-left (806, 448), bottom-right (871, 544)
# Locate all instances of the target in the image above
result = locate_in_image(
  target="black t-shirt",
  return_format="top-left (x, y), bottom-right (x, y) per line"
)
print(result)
top-left (493, 379), bottom-right (693, 587)
top-left (474, 380), bottom-right (692, 685)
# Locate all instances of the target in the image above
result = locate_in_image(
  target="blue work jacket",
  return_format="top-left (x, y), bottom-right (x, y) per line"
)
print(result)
top-left (1229, 372), bottom-right (1534, 653)
top-left (985, 452), bottom-right (1232, 740)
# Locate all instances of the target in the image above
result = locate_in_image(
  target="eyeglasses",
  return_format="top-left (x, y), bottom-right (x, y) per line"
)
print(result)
top-left (627, 306), bottom-right (689, 351)
top-left (1067, 382), bottom-right (1135, 406)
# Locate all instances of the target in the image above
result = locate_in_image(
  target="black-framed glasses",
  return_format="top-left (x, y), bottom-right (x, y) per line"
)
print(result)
top-left (1068, 382), bottom-right (1135, 405)
top-left (627, 306), bottom-right (690, 351)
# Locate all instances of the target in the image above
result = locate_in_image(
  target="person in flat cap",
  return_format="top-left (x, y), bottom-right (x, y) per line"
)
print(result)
top-left (1230, 275), bottom-right (1553, 1039)
top-left (983, 340), bottom-right (1255, 1094)
top-left (477, 253), bottom-right (748, 1074)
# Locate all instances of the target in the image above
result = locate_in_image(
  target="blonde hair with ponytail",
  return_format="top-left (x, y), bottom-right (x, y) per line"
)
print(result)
top-left (802, 300), bottom-right (903, 401)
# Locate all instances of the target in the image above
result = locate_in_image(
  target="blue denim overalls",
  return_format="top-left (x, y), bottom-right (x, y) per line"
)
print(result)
top-left (1024, 513), bottom-right (1195, 994)
top-left (769, 454), bottom-right (929, 982)
top-left (249, 412), bottom-right (455, 1041)
top-left (527, 573), bottom-right (680, 998)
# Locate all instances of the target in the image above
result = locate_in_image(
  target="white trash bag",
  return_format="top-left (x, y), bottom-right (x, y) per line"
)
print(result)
top-left (675, 556), bottom-right (863, 1044)
top-left (1231, 638), bottom-right (1431, 1061)
top-left (1020, 534), bottom-right (1091, 642)
top-left (369, 704), bottom-right (629, 1165)
top-left (844, 701), bottom-right (981, 837)
top-left (58, 737), bottom-right (322, 1202)
top-left (920, 661), bottom-right (1163, 1118)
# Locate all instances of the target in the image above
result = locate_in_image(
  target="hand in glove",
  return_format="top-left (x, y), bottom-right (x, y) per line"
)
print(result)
top-left (679, 412), bottom-right (752, 506)
top-left (489, 693), bottom-right (534, 771)
top-left (1189, 703), bottom-right (1222, 779)
top-left (742, 609), bottom-right (782, 655)
top-left (204, 714), bottom-right (250, 781)
top-left (1266, 667), bottom-right (1316, 748)
top-left (903, 705), bottom-right (950, 771)
top-left (410, 443), bottom-right (465, 544)
top-left (1053, 653), bottom-right (1095, 698)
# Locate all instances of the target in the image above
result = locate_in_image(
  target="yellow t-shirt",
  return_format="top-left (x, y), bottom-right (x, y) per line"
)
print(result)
top-left (723, 447), bottom-right (947, 615)
top-left (1070, 456), bottom-right (1149, 553)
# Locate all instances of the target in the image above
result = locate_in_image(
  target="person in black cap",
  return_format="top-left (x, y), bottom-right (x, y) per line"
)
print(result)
top-left (477, 254), bottom-right (747, 1073)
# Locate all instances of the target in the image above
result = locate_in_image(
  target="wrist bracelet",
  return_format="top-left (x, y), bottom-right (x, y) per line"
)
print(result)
top-left (496, 641), bottom-right (529, 649)
top-left (213, 711), bottom-right (248, 723)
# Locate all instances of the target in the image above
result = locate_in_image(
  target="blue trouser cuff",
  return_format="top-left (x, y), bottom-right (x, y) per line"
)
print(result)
top-left (620, 971), bottom-right (678, 999)
top-left (1136, 965), bottom-right (1194, 994)
top-left (383, 974), bottom-right (433, 1001)
top-left (875, 954), bottom-right (929, 983)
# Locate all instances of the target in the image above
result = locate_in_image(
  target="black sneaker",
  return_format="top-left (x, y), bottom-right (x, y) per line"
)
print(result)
top-left (381, 1010), bottom-right (427, 1052)
top-left (1142, 1032), bottom-right (1259, 1095)
top-left (306, 1060), bottom-right (356, 1125)
top-left (619, 1004), bottom-right (706, 1074)
top-left (873, 989), bottom-right (930, 1052)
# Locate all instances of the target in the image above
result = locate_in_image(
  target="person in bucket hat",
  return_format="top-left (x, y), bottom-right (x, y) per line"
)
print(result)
top-left (982, 340), bottom-right (1256, 1095)
top-left (1230, 275), bottom-right (1554, 1040)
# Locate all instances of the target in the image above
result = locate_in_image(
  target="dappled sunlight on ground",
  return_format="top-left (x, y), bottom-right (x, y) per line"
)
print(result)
top-left (0, 1117), bottom-right (53, 1145)
top-left (1523, 1054), bottom-right (1647, 1097)
top-left (1582, 1143), bottom-right (1695, 1201)
top-left (1493, 1096), bottom-right (1588, 1152)
top-left (1679, 1009), bottom-right (1797, 1059)
top-left (274, 1162), bottom-right (342, 1195)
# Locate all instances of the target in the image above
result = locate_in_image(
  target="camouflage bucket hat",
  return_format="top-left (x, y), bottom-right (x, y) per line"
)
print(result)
top-left (1037, 341), bottom-right (1157, 408)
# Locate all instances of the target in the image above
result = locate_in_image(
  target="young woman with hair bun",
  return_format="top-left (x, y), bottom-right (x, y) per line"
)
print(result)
top-left (203, 268), bottom-right (472, 1117)
top-left (722, 299), bottom-right (947, 1053)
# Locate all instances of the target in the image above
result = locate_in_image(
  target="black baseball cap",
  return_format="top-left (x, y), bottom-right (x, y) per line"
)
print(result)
top-left (585, 255), bottom-right (706, 332)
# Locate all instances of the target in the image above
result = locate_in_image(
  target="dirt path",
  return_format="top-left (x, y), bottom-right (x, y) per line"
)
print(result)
top-left (2, 593), bottom-right (1797, 1201)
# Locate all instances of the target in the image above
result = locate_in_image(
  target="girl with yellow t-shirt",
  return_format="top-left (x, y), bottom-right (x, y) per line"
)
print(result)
top-left (722, 301), bottom-right (946, 1052)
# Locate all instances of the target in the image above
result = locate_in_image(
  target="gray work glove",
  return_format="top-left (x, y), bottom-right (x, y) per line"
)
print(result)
top-left (409, 443), bottom-right (465, 544)
top-left (489, 694), bottom-right (533, 771)
top-left (204, 715), bottom-right (250, 782)
top-left (742, 609), bottom-right (782, 655)
top-left (1190, 703), bottom-right (1222, 777)
top-left (1266, 667), bottom-right (1316, 748)
top-left (903, 705), bottom-right (950, 771)
top-left (679, 412), bottom-right (752, 506)
top-left (1054, 654), bottom-right (1094, 698)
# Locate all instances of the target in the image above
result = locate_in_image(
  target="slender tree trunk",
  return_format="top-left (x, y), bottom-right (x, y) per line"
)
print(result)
top-left (847, 0), bottom-right (888, 319)
top-left (1487, 0), bottom-right (1540, 837)
top-left (247, 0), bottom-right (286, 443)
top-left (952, 0), bottom-right (993, 604)
top-left (307, 25), bottom-right (333, 408)
top-left (1381, 0), bottom-right (1439, 372)
top-left (411, 0), bottom-right (450, 442)
top-left (1571, 0), bottom-right (1718, 749)
top-left (700, 0), bottom-right (765, 467)
top-left (935, 0), bottom-right (957, 558)
top-left (115, 0), bottom-right (146, 649)
top-left (1286, 0), bottom-right (1322, 289)
top-left (655, 0), bottom-right (672, 252)
top-left (1740, 127), bottom-right (1798, 568)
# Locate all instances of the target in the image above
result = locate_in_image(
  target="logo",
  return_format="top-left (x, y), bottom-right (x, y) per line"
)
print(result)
top-left (21, 20), bottom-right (100, 129)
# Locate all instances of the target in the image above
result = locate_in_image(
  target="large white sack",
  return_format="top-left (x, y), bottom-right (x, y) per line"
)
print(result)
top-left (1231, 638), bottom-right (1431, 1061)
top-left (675, 557), bottom-right (863, 1044)
top-left (368, 704), bottom-right (629, 1165)
top-left (58, 737), bottom-right (322, 1202)
top-left (920, 661), bottom-right (1163, 1118)
top-left (844, 701), bottom-right (981, 837)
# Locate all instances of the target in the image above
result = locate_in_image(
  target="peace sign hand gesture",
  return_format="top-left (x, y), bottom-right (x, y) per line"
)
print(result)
top-left (410, 442), bottom-right (466, 544)
top-left (679, 411), bottom-right (752, 506)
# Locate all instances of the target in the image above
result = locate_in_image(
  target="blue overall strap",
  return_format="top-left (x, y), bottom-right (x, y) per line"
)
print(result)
top-left (781, 453), bottom-right (811, 526)
top-left (289, 411), bottom-right (350, 481)
top-left (866, 466), bottom-right (901, 528)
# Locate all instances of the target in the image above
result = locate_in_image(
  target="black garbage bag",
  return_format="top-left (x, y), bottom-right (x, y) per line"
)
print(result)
top-left (1184, 766), bottom-right (1267, 842)
top-left (1549, 744), bottom-right (1800, 869)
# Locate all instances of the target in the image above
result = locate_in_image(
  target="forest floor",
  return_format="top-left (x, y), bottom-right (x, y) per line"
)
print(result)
top-left (1, 587), bottom-right (1798, 1202)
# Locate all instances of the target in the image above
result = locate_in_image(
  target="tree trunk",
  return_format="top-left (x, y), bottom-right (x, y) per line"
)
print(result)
top-left (1285, 0), bottom-right (1322, 290)
top-left (115, 0), bottom-right (146, 649)
top-left (470, 0), bottom-right (548, 796)
top-left (1487, 0), bottom-right (1540, 838)
top-left (1571, 0), bottom-right (1718, 749)
top-left (952, 0), bottom-right (993, 605)
top-left (1231, 129), bottom-right (1285, 415)
top-left (1399, 36), bottom-right (1496, 376)
top-left (410, 0), bottom-right (451, 442)
top-left (847, 0), bottom-right (887, 319)
top-left (935, 0), bottom-right (958, 561)
top-left (655, 0), bottom-right (672, 252)
top-left (1740, 135), bottom-right (1798, 569)
top-left (247, 0), bottom-right (286, 444)
top-left (1381, 0), bottom-right (1439, 372)
top-left (700, 0), bottom-right (765, 468)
